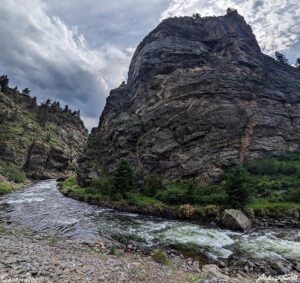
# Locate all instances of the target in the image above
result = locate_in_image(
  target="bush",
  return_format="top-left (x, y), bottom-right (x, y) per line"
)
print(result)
top-left (284, 188), bottom-right (300, 203)
top-left (246, 158), bottom-right (299, 176)
top-left (109, 245), bottom-right (116, 255)
top-left (125, 192), bottom-right (163, 206)
top-left (192, 184), bottom-right (226, 205)
top-left (0, 160), bottom-right (26, 183)
top-left (143, 174), bottom-right (163, 197)
top-left (151, 249), bottom-right (170, 265)
top-left (224, 165), bottom-right (254, 209)
top-left (156, 182), bottom-right (188, 205)
top-left (62, 176), bottom-right (78, 189)
top-left (204, 205), bottom-right (219, 217)
top-left (179, 204), bottom-right (195, 218)
top-left (89, 177), bottom-right (114, 196)
top-left (0, 183), bottom-right (13, 195)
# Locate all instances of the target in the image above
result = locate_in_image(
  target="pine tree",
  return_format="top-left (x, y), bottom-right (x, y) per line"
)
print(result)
top-left (0, 75), bottom-right (9, 93)
top-left (295, 58), bottom-right (300, 70)
top-left (275, 51), bottom-right (289, 65)
top-left (63, 105), bottom-right (69, 112)
top-left (113, 160), bottom-right (135, 197)
top-left (22, 88), bottom-right (31, 95)
top-left (224, 166), bottom-right (254, 209)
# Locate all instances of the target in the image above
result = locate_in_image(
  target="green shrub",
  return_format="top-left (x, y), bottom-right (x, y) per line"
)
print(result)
top-left (0, 183), bottom-right (13, 195)
top-left (143, 174), bottom-right (163, 197)
top-left (192, 184), bottom-right (226, 205)
top-left (90, 177), bottom-right (114, 196)
top-left (224, 165), bottom-right (254, 209)
top-left (109, 245), bottom-right (116, 255)
top-left (125, 192), bottom-right (163, 206)
top-left (62, 176), bottom-right (78, 189)
top-left (0, 160), bottom-right (26, 183)
top-left (151, 249), bottom-right (170, 265)
top-left (156, 182), bottom-right (187, 205)
top-left (246, 158), bottom-right (299, 176)
top-left (284, 188), bottom-right (300, 203)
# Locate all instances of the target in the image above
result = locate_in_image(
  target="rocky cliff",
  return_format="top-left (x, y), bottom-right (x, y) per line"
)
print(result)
top-left (0, 84), bottom-right (88, 179)
top-left (78, 11), bottom-right (300, 185)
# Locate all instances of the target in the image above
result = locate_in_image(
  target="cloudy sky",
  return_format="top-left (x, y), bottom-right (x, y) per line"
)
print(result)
top-left (0, 0), bottom-right (299, 130)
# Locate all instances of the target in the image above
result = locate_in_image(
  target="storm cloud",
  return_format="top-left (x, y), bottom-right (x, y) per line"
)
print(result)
top-left (0, 0), bottom-right (136, 129)
top-left (0, 0), bottom-right (299, 129)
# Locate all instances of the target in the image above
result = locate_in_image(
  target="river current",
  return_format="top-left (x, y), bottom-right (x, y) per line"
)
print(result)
top-left (0, 180), bottom-right (299, 263)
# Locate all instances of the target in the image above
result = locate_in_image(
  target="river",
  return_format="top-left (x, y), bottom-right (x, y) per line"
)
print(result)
top-left (0, 180), bottom-right (299, 265)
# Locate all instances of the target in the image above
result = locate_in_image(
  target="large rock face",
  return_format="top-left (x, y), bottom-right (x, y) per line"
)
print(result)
top-left (78, 11), bottom-right (300, 185)
top-left (0, 87), bottom-right (88, 179)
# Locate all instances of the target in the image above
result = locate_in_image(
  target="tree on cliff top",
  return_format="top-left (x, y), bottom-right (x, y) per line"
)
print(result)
top-left (0, 75), bottom-right (9, 93)
top-left (275, 51), bottom-right (289, 65)
top-left (295, 58), bottom-right (300, 70)
top-left (22, 88), bottom-right (31, 95)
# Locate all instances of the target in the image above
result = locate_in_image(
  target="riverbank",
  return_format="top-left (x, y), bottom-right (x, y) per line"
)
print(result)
top-left (0, 223), bottom-right (259, 283)
top-left (0, 178), bottom-right (32, 196)
top-left (0, 159), bottom-right (32, 196)
top-left (1, 180), bottom-right (299, 282)
top-left (58, 178), bottom-right (300, 229)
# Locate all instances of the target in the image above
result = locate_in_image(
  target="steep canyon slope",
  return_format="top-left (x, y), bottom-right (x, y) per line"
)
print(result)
top-left (0, 85), bottom-right (88, 179)
top-left (78, 11), bottom-right (300, 185)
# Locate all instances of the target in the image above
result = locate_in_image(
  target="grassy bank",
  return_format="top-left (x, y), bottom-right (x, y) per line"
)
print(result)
top-left (0, 159), bottom-right (29, 196)
top-left (59, 153), bottom-right (300, 224)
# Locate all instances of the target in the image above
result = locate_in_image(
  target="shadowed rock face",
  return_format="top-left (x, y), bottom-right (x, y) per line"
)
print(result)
top-left (78, 11), bottom-right (300, 185)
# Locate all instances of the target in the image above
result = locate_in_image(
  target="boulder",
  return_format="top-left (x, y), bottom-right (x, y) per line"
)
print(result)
top-left (202, 264), bottom-right (229, 282)
top-left (222, 209), bottom-right (251, 232)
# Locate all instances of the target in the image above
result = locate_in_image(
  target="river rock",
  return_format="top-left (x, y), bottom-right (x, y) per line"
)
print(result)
top-left (77, 10), bottom-right (300, 186)
top-left (202, 264), bottom-right (230, 282)
top-left (271, 261), bottom-right (293, 275)
top-left (222, 209), bottom-right (251, 231)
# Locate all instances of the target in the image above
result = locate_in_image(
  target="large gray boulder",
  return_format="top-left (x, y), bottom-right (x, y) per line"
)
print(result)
top-left (222, 209), bottom-right (251, 232)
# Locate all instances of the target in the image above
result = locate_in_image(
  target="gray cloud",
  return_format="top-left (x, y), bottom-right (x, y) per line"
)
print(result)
top-left (1, 0), bottom-right (299, 131)
top-left (161, 0), bottom-right (300, 62)
top-left (0, 0), bottom-right (139, 129)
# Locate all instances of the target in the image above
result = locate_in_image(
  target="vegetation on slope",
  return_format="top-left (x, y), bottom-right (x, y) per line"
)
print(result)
top-left (61, 151), bottom-right (300, 221)
top-left (0, 74), bottom-right (87, 179)
top-left (0, 160), bottom-right (28, 196)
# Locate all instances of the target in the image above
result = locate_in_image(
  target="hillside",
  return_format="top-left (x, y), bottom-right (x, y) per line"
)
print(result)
top-left (0, 76), bottom-right (88, 183)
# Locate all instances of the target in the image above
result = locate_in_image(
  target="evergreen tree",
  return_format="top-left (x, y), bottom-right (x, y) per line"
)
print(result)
top-left (22, 88), bottom-right (31, 95)
top-left (144, 174), bottom-right (163, 197)
top-left (63, 105), bottom-right (69, 112)
top-left (31, 96), bottom-right (37, 107)
top-left (0, 75), bottom-right (9, 93)
top-left (275, 51), bottom-right (289, 65)
top-left (224, 165), bottom-right (254, 209)
top-left (45, 99), bottom-right (51, 107)
top-left (113, 160), bottom-right (135, 197)
top-left (295, 58), bottom-right (300, 70)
